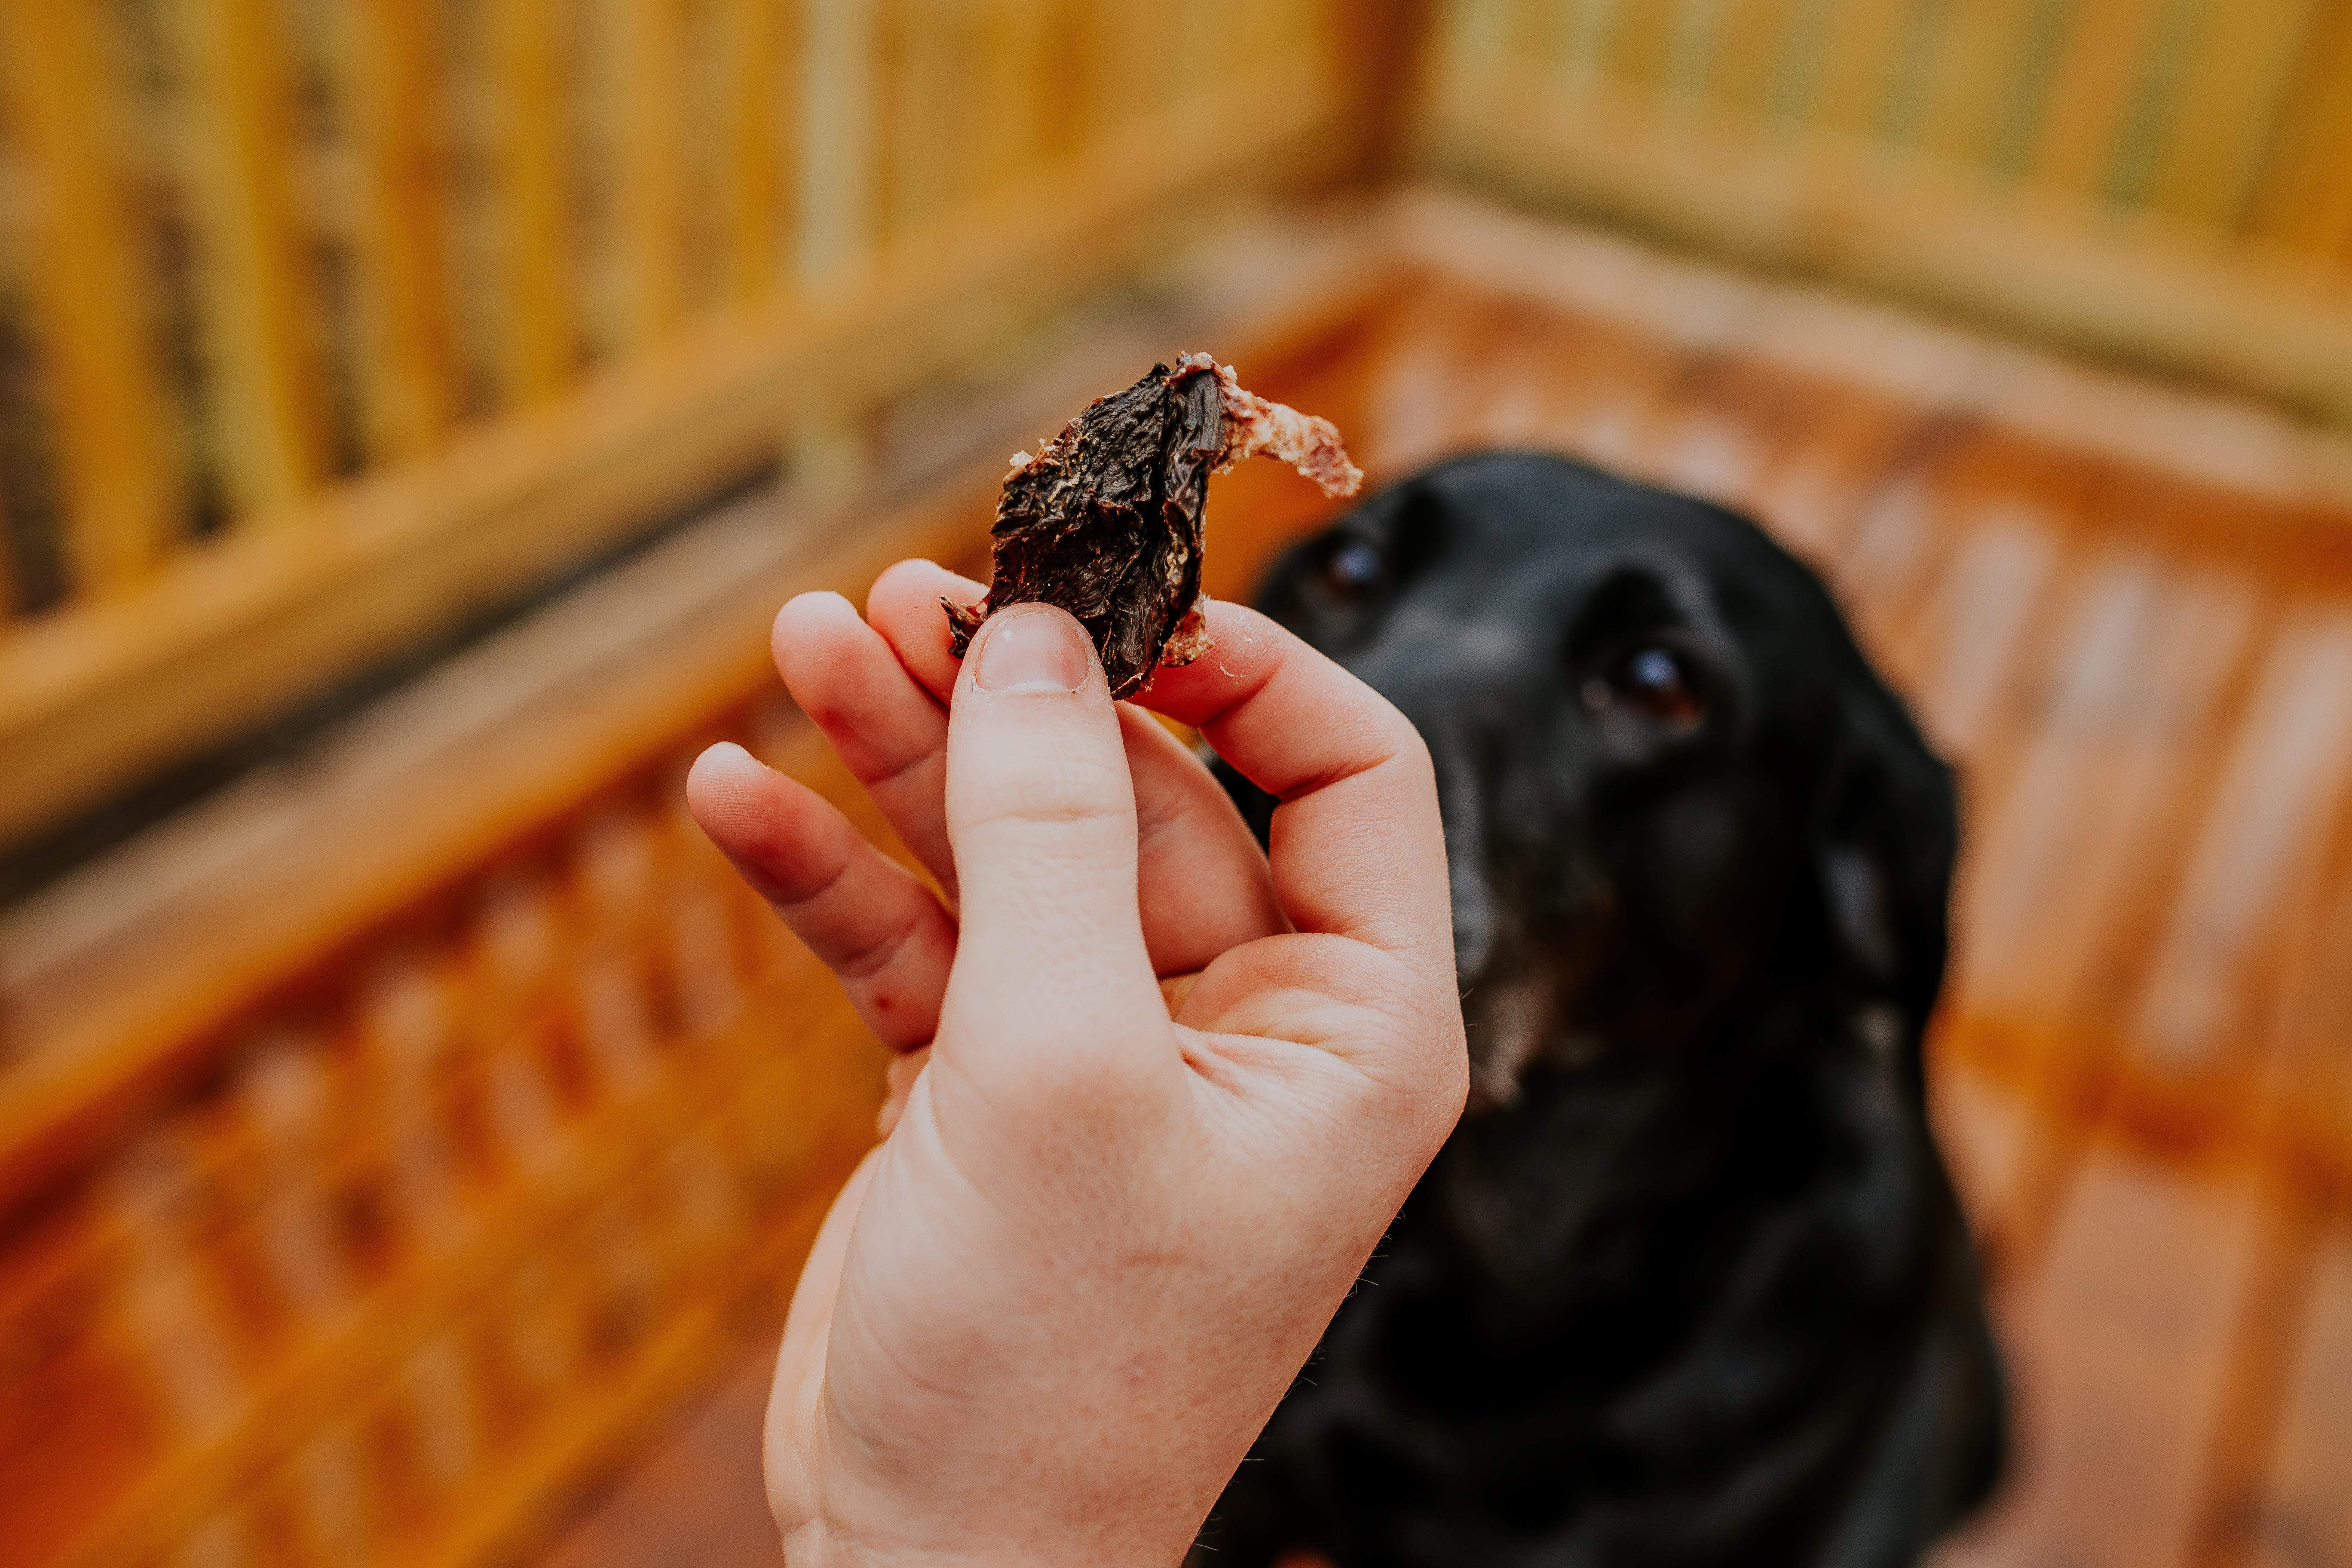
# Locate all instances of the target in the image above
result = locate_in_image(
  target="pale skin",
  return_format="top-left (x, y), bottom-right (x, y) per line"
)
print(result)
top-left (686, 559), bottom-right (1467, 1567)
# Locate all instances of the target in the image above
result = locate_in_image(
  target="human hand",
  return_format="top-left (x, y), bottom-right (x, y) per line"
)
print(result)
top-left (686, 560), bottom-right (1466, 1566)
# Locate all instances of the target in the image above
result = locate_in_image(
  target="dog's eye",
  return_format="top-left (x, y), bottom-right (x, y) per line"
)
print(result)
top-left (1320, 539), bottom-right (1384, 598)
top-left (1589, 646), bottom-right (1704, 724)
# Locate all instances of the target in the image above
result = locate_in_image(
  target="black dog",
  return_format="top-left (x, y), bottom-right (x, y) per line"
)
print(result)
top-left (1193, 454), bottom-right (2003, 1567)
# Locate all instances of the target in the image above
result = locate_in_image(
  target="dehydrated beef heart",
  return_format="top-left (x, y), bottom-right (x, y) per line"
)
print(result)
top-left (946, 355), bottom-right (1360, 700)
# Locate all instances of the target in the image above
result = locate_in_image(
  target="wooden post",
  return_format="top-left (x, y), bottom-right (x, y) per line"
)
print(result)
top-left (721, 0), bottom-right (790, 304)
top-left (0, 0), bottom-right (177, 593)
top-left (1910, 0), bottom-right (2046, 165)
top-left (172, 0), bottom-right (325, 524)
top-left (797, 0), bottom-right (875, 282)
top-left (1320, 0), bottom-right (1436, 184)
top-left (336, 0), bottom-right (457, 465)
top-left (490, 0), bottom-right (575, 405)
top-left (2025, 0), bottom-right (2168, 199)
top-left (615, 0), bottom-right (687, 352)
top-left (2138, 0), bottom-right (2318, 228)
top-left (2240, 0), bottom-right (2352, 253)
top-left (883, 0), bottom-right (962, 237)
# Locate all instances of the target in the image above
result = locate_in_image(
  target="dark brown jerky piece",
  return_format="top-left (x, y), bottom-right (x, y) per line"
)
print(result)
top-left (946, 360), bottom-right (1225, 700)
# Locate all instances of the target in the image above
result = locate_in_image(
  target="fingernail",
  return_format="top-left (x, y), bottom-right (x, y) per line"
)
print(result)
top-left (972, 604), bottom-right (1091, 693)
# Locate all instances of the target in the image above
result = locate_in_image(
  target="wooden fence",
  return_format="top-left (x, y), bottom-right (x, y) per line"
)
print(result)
top-left (9, 5), bottom-right (2352, 1565)
top-left (0, 0), bottom-right (1354, 848)
top-left (1421, 0), bottom-right (2352, 426)
top-left (0, 184), bottom-right (1396, 1563)
top-left (0, 690), bottom-right (895, 1568)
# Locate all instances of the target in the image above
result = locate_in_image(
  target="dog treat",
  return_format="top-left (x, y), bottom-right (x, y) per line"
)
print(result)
top-left (944, 354), bottom-right (1362, 698)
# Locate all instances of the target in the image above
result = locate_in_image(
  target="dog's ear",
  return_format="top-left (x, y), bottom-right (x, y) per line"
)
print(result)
top-left (1811, 680), bottom-right (1959, 1072)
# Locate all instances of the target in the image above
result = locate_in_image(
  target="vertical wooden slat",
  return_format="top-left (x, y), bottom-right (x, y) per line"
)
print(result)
top-left (1699, 0), bottom-right (1797, 113)
top-left (2247, 1233), bottom-right (2352, 1568)
top-left (336, 0), bottom-right (456, 464)
top-left (1911, 0), bottom-right (2048, 165)
top-left (1801, 0), bottom-right (1920, 138)
top-left (2129, 613), bottom-right (2352, 1071)
top-left (2024, 0), bottom-right (2169, 200)
top-left (720, 0), bottom-right (789, 303)
top-left (0, 0), bottom-right (176, 592)
top-left (1599, 0), bottom-right (1683, 93)
top-left (1757, 0), bottom-right (1838, 122)
top-left (1657, 0), bottom-right (1734, 104)
top-left (881, 0), bottom-right (958, 239)
top-left (1435, 0), bottom-right (1516, 80)
top-left (1083, 0), bottom-right (1169, 133)
top-left (489, 0), bottom-right (574, 406)
top-left (2236, 0), bottom-right (2352, 257)
top-left (614, 0), bottom-right (686, 353)
top-left (1317, 0), bottom-right (1435, 181)
top-left (2137, 0), bottom-right (2313, 228)
top-left (966, 0), bottom-right (1041, 196)
top-left (172, 0), bottom-right (324, 524)
top-left (1951, 550), bottom-right (2257, 1043)
top-left (1972, 1155), bottom-right (2263, 1567)
top-left (796, 0), bottom-right (874, 282)
top-left (1552, 0), bottom-right (1627, 89)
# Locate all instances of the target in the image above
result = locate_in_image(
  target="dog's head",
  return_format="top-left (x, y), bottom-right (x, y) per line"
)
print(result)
top-left (1236, 453), bottom-right (1956, 1106)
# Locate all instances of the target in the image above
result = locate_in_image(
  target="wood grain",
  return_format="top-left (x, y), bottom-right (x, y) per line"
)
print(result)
top-left (171, 0), bottom-right (325, 520)
top-left (0, 0), bottom-right (177, 592)
top-left (0, 42), bottom-right (1349, 847)
top-left (337, 0), bottom-right (458, 464)
top-left (436, 205), bottom-right (2352, 1568)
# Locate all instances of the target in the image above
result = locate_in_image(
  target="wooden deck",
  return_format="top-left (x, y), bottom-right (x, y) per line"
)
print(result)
top-left (530, 199), bottom-right (2352, 1568)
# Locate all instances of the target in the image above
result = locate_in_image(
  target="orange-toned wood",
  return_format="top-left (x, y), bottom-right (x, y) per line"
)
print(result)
top-left (489, 0), bottom-right (576, 406)
top-left (613, 0), bottom-right (688, 352)
top-left (1325, 223), bottom-right (2352, 1568)
top-left (0, 742), bottom-right (888, 1568)
top-left (879, 0), bottom-right (966, 241)
top-left (1315, 0), bottom-right (1433, 181)
top-left (2239, 0), bottom-right (2352, 254)
top-left (1422, 0), bottom-right (2352, 426)
top-left (1801, 0), bottom-right (1915, 138)
top-left (965, 0), bottom-right (1049, 197)
top-left (435, 215), bottom-right (2352, 1568)
top-left (1910, 0), bottom-right (2046, 165)
top-left (792, 0), bottom-right (876, 281)
top-left (12, 149), bottom-right (2352, 1568)
top-left (2187, 1189), bottom-right (2333, 1568)
top-left (1420, 52), bottom-right (2352, 426)
top-left (1701, 0), bottom-right (1802, 116)
top-left (1961, 1155), bottom-right (2266, 1566)
top-left (2248, 1232), bottom-right (2352, 1565)
top-left (2021, 0), bottom-right (2168, 198)
top-left (172, 0), bottom-right (326, 521)
top-left (337, 0), bottom-right (458, 464)
top-left (0, 56), bottom-right (1357, 849)
top-left (2138, 0), bottom-right (2315, 228)
top-left (720, 0), bottom-right (790, 303)
top-left (0, 244), bottom-right (1390, 1565)
top-left (0, 0), bottom-right (177, 592)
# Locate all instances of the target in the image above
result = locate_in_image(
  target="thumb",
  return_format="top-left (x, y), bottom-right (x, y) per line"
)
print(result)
top-left (939, 604), bottom-right (1163, 1072)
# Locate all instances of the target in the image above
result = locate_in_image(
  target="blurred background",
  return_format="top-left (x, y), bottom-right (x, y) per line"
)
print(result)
top-left (1, 2), bottom-right (2349, 1565)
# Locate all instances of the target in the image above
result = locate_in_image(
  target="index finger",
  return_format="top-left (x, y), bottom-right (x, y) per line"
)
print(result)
top-left (1136, 601), bottom-right (1452, 980)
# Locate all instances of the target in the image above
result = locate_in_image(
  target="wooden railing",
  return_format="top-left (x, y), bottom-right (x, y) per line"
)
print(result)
top-left (0, 0), bottom-right (1354, 847)
top-left (0, 195), bottom-right (1397, 1563)
top-left (1420, 0), bottom-right (2352, 425)
top-left (9, 6), bottom-right (2352, 1563)
top-left (0, 696), bottom-right (893, 1568)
